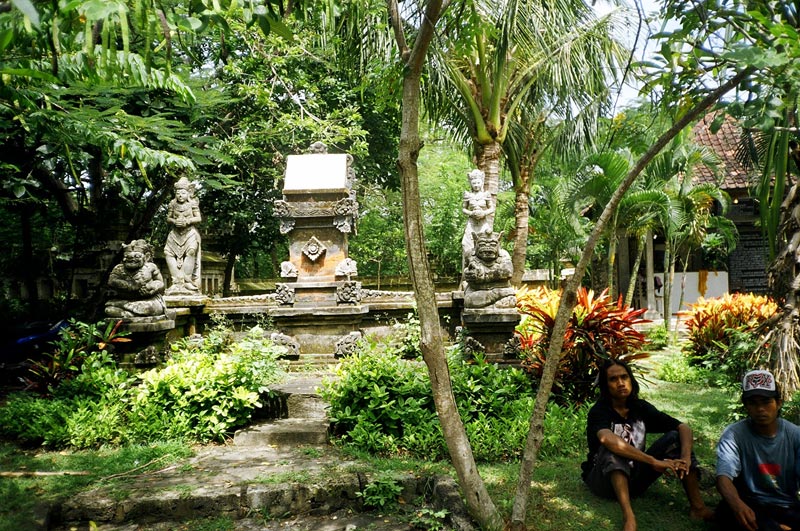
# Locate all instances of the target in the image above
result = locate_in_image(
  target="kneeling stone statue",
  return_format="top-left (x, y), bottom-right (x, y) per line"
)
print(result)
top-left (463, 230), bottom-right (516, 309)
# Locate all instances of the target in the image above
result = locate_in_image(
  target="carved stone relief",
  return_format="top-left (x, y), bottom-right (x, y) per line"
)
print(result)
top-left (275, 283), bottom-right (296, 305)
top-left (336, 281), bottom-right (362, 304)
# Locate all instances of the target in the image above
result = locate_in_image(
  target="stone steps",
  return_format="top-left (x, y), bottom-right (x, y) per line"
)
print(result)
top-left (235, 375), bottom-right (331, 446)
top-left (47, 372), bottom-right (475, 531)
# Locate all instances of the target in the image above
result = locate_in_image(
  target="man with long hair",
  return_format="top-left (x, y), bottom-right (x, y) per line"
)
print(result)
top-left (581, 359), bottom-right (713, 531)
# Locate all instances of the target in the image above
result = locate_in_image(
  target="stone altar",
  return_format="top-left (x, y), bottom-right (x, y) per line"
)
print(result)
top-left (270, 142), bottom-right (367, 361)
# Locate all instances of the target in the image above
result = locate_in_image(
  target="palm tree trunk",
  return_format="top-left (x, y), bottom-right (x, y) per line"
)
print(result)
top-left (624, 234), bottom-right (646, 308)
top-left (475, 140), bottom-right (502, 226)
top-left (510, 167), bottom-right (531, 285)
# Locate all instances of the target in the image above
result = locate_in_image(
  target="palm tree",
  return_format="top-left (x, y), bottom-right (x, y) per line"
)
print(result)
top-left (425, 0), bottom-right (628, 265)
top-left (648, 133), bottom-right (733, 326)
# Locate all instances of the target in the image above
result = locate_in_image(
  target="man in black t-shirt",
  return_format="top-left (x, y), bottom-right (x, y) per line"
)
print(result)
top-left (581, 360), bottom-right (714, 531)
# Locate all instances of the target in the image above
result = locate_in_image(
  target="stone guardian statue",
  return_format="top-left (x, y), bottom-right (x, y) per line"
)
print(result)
top-left (461, 169), bottom-right (495, 273)
top-left (463, 230), bottom-right (516, 309)
top-left (164, 176), bottom-right (202, 295)
top-left (105, 239), bottom-right (167, 318)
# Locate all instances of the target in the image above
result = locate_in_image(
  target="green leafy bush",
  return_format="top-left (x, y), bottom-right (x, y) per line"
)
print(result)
top-left (26, 319), bottom-right (129, 394)
top-left (656, 353), bottom-right (708, 384)
top-left (322, 340), bottom-right (586, 461)
top-left (682, 293), bottom-right (776, 386)
top-left (516, 285), bottom-right (650, 405)
top-left (357, 472), bottom-right (404, 509)
top-left (128, 325), bottom-right (285, 442)
top-left (642, 325), bottom-right (672, 351)
top-left (0, 324), bottom-right (285, 448)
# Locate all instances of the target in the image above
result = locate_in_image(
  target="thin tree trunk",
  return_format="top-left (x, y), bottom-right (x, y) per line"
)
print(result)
top-left (508, 68), bottom-right (752, 530)
top-left (223, 253), bottom-right (235, 297)
top-left (607, 226), bottom-right (618, 297)
top-left (624, 234), bottom-right (645, 308)
top-left (20, 205), bottom-right (38, 307)
top-left (510, 168), bottom-right (530, 285)
top-left (665, 246), bottom-right (676, 329)
top-left (389, 1), bottom-right (503, 529)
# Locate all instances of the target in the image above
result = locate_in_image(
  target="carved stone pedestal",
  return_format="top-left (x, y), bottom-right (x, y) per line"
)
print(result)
top-left (461, 308), bottom-right (521, 363)
top-left (271, 307), bottom-right (368, 363)
top-left (108, 311), bottom-right (177, 370)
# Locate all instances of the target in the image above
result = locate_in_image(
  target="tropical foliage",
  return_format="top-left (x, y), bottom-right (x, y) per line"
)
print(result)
top-left (0, 323), bottom-right (285, 448)
top-left (321, 341), bottom-right (588, 461)
top-left (682, 293), bottom-right (778, 385)
top-left (515, 285), bottom-right (650, 404)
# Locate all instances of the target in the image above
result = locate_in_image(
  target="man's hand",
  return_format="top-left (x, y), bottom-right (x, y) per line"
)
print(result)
top-left (650, 458), bottom-right (689, 478)
top-left (730, 499), bottom-right (758, 531)
top-left (671, 457), bottom-right (691, 479)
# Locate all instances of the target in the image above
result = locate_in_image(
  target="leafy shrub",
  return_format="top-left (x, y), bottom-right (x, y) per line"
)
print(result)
top-left (516, 285), bottom-right (650, 404)
top-left (322, 340), bottom-right (587, 461)
top-left (129, 325), bottom-right (285, 442)
top-left (642, 325), bottom-right (672, 351)
top-left (388, 311), bottom-right (422, 359)
top-left (682, 293), bottom-right (776, 386)
top-left (0, 324), bottom-right (285, 448)
top-left (656, 353), bottom-right (708, 384)
top-left (357, 473), bottom-right (404, 509)
top-left (26, 319), bottom-right (129, 394)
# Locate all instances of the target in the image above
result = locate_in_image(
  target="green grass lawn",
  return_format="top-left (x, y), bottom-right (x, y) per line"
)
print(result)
top-left (0, 346), bottom-right (739, 530)
top-left (476, 346), bottom-right (738, 530)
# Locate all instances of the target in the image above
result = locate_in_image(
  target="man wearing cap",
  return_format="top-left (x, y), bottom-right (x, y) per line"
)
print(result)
top-left (716, 369), bottom-right (800, 531)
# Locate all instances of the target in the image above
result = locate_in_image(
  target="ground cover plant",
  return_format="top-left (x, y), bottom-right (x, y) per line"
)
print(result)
top-left (515, 285), bottom-right (650, 404)
top-left (0, 321), bottom-right (285, 448)
top-left (321, 339), bottom-right (588, 461)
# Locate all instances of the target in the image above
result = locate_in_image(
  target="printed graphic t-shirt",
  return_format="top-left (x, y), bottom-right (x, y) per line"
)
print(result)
top-left (716, 418), bottom-right (800, 508)
top-left (582, 398), bottom-right (681, 477)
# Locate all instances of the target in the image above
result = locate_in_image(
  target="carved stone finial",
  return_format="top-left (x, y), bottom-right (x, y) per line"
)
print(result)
top-left (307, 141), bottom-right (328, 154)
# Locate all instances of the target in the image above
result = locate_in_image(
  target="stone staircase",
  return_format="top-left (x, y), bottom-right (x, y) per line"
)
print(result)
top-left (233, 375), bottom-right (331, 446)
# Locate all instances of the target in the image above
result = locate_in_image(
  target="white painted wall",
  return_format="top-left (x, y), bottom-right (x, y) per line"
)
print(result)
top-left (654, 271), bottom-right (729, 316)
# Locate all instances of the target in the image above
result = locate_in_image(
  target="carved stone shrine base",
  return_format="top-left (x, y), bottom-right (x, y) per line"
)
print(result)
top-left (461, 308), bottom-right (521, 363)
top-left (270, 306), bottom-right (368, 365)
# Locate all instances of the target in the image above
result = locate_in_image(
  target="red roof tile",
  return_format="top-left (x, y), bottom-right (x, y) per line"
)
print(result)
top-left (692, 113), bottom-right (754, 193)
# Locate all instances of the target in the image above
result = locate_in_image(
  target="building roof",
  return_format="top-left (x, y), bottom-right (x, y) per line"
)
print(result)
top-left (692, 113), bottom-right (754, 195)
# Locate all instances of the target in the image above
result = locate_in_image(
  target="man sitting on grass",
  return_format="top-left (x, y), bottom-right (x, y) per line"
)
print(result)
top-left (581, 359), bottom-right (714, 531)
top-left (716, 369), bottom-right (800, 531)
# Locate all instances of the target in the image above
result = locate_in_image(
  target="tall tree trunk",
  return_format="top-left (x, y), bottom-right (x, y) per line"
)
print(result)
top-left (388, 1), bottom-right (503, 529)
top-left (20, 205), bottom-right (38, 309)
top-left (508, 69), bottom-right (752, 530)
top-left (510, 167), bottom-right (530, 285)
top-left (223, 253), bottom-right (235, 297)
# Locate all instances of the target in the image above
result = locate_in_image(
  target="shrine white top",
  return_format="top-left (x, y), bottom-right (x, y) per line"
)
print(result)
top-left (284, 154), bottom-right (350, 193)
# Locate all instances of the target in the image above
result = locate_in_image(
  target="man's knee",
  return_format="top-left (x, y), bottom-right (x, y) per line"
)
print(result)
top-left (586, 448), bottom-right (633, 499)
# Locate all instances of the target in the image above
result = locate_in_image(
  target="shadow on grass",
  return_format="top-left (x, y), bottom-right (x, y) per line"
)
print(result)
top-left (483, 457), bottom-right (719, 531)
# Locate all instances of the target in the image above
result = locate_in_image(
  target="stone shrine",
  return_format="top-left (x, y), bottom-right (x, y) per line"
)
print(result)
top-left (270, 143), bottom-right (367, 361)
